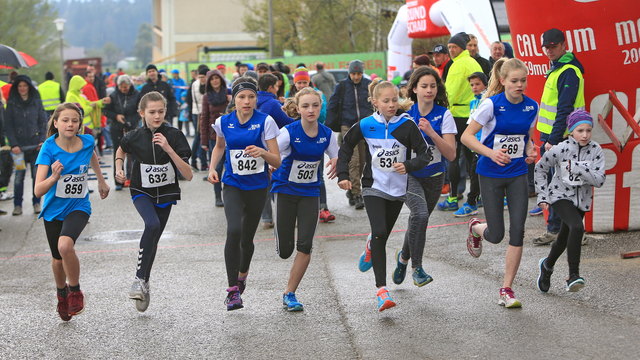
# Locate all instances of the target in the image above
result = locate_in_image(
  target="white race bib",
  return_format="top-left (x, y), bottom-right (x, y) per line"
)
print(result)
top-left (55, 173), bottom-right (88, 198)
top-left (560, 161), bottom-right (584, 186)
top-left (229, 149), bottom-right (265, 176)
top-left (140, 162), bottom-right (176, 188)
top-left (372, 147), bottom-right (406, 172)
top-left (493, 134), bottom-right (525, 159)
top-left (288, 160), bottom-right (320, 183)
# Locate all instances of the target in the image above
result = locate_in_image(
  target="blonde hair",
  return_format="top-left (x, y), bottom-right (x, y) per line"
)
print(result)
top-left (368, 79), bottom-right (412, 112)
top-left (47, 103), bottom-right (85, 137)
top-left (282, 98), bottom-right (299, 118)
top-left (484, 58), bottom-right (529, 99)
top-left (294, 87), bottom-right (322, 105)
top-left (138, 91), bottom-right (167, 112)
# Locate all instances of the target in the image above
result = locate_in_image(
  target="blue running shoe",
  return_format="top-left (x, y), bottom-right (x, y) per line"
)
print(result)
top-left (358, 234), bottom-right (373, 272)
top-left (376, 287), bottom-right (396, 312)
top-left (529, 206), bottom-right (543, 216)
top-left (392, 250), bottom-right (407, 285)
top-left (412, 267), bottom-right (434, 287)
top-left (437, 196), bottom-right (459, 211)
top-left (453, 202), bottom-right (478, 217)
top-left (225, 286), bottom-right (243, 311)
top-left (282, 292), bottom-right (304, 312)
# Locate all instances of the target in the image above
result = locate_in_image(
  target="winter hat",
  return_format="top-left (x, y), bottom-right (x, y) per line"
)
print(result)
top-left (146, 64), bottom-right (158, 73)
top-left (348, 60), bottom-right (364, 74)
top-left (448, 32), bottom-right (469, 50)
top-left (413, 54), bottom-right (431, 66)
top-left (567, 109), bottom-right (593, 133)
top-left (293, 67), bottom-right (310, 83)
top-left (244, 70), bottom-right (259, 81)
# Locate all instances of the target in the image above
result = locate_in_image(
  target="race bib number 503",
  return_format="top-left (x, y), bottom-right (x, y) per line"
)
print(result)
top-left (229, 149), bottom-right (265, 176)
top-left (288, 160), bottom-right (320, 183)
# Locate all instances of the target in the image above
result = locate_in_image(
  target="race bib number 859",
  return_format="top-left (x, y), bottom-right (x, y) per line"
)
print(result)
top-left (55, 173), bottom-right (88, 198)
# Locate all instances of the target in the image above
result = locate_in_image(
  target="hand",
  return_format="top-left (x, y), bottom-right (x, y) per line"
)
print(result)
top-left (393, 162), bottom-right (407, 174)
top-left (201, 145), bottom-right (208, 151)
top-left (11, 146), bottom-right (21, 155)
top-left (244, 145), bottom-right (265, 158)
top-left (98, 181), bottom-right (110, 199)
top-left (50, 160), bottom-right (64, 179)
top-left (325, 158), bottom-right (338, 180)
top-left (152, 133), bottom-right (172, 152)
top-left (544, 142), bottom-right (553, 151)
top-left (115, 169), bottom-right (127, 184)
top-left (338, 179), bottom-right (352, 190)
top-left (116, 114), bottom-right (126, 124)
top-left (418, 118), bottom-right (435, 136)
top-left (102, 97), bottom-right (111, 104)
top-left (539, 202), bottom-right (549, 211)
top-left (525, 143), bottom-right (538, 164)
top-left (208, 169), bottom-right (219, 183)
top-left (490, 148), bottom-right (511, 166)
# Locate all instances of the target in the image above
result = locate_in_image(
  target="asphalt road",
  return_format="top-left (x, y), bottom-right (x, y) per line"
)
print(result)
top-left (0, 151), bottom-right (638, 359)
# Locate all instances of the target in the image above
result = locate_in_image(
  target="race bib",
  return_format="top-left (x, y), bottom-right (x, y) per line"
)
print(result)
top-left (493, 134), bottom-right (525, 159)
top-left (140, 162), bottom-right (176, 188)
top-left (372, 147), bottom-right (406, 172)
top-left (288, 159), bottom-right (320, 183)
top-left (560, 161), bottom-right (584, 186)
top-left (229, 149), bottom-right (265, 176)
top-left (55, 173), bottom-right (88, 198)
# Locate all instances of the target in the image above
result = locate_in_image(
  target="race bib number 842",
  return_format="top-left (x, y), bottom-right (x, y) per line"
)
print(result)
top-left (229, 149), bottom-right (265, 176)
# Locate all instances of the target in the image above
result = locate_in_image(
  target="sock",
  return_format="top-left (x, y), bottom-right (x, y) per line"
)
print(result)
top-left (69, 284), bottom-right (80, 292)
top-left (57, 287), bottom-right (68, 297)
top-left (237, 275), bottom-right (247, 281)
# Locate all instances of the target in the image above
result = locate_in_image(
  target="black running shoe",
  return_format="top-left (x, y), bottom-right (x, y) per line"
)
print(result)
top-left (537, 258), bottom-right (553, 293)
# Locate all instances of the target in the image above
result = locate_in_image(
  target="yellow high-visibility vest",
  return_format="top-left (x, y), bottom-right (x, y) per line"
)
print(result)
top-left (38, 80), bottom-right (62, 111)
top-left (537, 64), bottom-right (585, 135)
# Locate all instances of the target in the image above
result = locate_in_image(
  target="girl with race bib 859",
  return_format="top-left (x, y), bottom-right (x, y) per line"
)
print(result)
top-left (338, 80), bottom-right (431, 312)
top-left (271, 87), bottom-right (338, 311)
top-left (391, 66), bottom-right (457, 288)
top-left (461, 58), bottom-right (538, 308)
top-left (34, 103), bottom-right (110, 321)
top-left (208, 77), bottom-right (281, 311)
top-left (115, 91), bottom-right (193, 313)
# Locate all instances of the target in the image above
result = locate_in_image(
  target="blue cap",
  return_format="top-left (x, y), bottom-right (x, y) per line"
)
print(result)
top-left (171, 69), bottom-right (179, 74)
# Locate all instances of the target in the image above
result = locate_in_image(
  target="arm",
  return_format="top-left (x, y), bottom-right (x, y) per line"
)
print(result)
top-left (268, 101), bottom-right (294, 128)
top-left (397, 121), bottom-right (431, 174)
top-left (114, 146), bottom-right (128, 184)
top-left (152, 132), bottom-right (193, 181)
top-left (461, 120), bottom-right (511, 166)
top-left (90, 150), bottom-right (109, 199)
top-left (571, 145), bottom-right (606, 187)
top-left (534, 147), bottom-right (556, 209)
top-left (166, 83), bottom-right (177, 119)
top-left (337, 123), bottom-right (363, 188)
top-left (324, 132), bottom-right (339, 179)
top-left (207, 135), bottom-right (226, 183)
top-left (418, 117), bottom-right (456, 161)
top-left (548, 68), bottom-right (581, 145)
top-left (34, 162), bottom-right (62, 198)
top-left (325, 83), bottom-right (342, 127)
top-left (318, 93), bottom-right (327, 124)
top-left (38, 106), bottom-right (48, 144)
top-left (4, 107), bottom-right (20, 150)
top-left (102, 94), bottom-right (118, 120)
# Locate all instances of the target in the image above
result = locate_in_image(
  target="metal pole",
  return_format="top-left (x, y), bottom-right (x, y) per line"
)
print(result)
top-left (268, 0), bottom-right (274, 58)
top-left (59, 30), bottom-right (66, 93)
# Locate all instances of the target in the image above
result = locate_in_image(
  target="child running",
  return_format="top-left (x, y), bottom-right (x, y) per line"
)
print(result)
top-left (461, 58), bottom-right (537, 308)
top-left (115, 91), bottom-right (193, 312)
top-left (391, 67), bottom-right (457, 287)
top-left (271, 87), bottom-right (338, 311)
top-left (208, 77), bottom-right (281, 311)
top-left (535, 110), bottom-right (605, 293)
top-left (34, 103), bottom-right (110, 321)
top-left (338, 80), bottom-right (431, 312)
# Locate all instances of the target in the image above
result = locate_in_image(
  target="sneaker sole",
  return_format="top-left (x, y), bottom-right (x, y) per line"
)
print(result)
top-left (378, 300), bottom-right (396, 312)
top-left (284, 304), bottom-right (304, 312)
top-left (453, 210), bottom-right (478, 217)
top-left (227, 304), bottom-right (244, 311)
top-left (537, 258), bottom-right (550, 293)
top-left (69, 307), bottom-right (84, 316)
top-left (566, 281), bottom-right (585, 292)
top-left (413, 277), bottom-right (433, 287)
top-left (135, 296), bottom-right (150, 312)
top-left (498, 299), bottom-right (522, 308)
top-left (529, 212), bottom-right (543, 216)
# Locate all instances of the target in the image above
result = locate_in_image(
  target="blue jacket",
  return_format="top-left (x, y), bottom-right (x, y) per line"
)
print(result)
top-left (168, 77), bottom-right (187, 104)
top-left (547, 53), bottom-right (585, 145)
top-left (326, 77), bottom-right (373, 127)
top-left (257, 91), bottom-right (294, 129)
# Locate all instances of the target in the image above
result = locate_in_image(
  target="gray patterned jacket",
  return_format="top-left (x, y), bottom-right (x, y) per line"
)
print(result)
top-left (534, 136), bottom-right (606, 212)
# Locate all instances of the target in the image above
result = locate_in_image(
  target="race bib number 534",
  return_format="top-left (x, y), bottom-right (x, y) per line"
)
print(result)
top-left (372, 147), bottom-right (406, 172)
top-left (229, 149), bottom-right (265, 176)
top-left (493, 134), bottom-right (525, 158)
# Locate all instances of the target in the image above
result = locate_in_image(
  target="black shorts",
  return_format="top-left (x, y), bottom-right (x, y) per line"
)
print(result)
top-left (44, 210), bottom-right (90, 260)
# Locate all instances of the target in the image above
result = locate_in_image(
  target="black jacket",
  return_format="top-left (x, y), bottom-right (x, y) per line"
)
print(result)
top-left (138, 79), bottom-right (177, 120)
top-left (326, 77), bottom-right (373, 128)
top-left (4, 75), bottom-right (47, 148)
top-left (0, 100), bottom-right (5, 147)
top-left (473, 54), bottom-right (492, 77)
top-left (119, 123), bottom-right (191, 203)
top-left (103, 86), bottom-right (140, 132)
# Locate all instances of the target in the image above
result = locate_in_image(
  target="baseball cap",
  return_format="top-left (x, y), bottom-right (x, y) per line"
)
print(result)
top-left (428, 44), bottom-right (448, 55)
top-left (171, 69), bottom-right (179, 74)
top-left (542, 28), bottom-right (565, 47)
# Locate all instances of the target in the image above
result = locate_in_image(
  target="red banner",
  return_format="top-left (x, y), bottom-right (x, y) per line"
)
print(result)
top-left (406, 0), bottom-right (449, 38)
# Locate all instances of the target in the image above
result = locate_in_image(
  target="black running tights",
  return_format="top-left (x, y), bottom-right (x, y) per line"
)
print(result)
top-left (545, 200), bottom-right (585, 275)
top-left (364, 195), bottom-right (404, 288)
top-left (133, 196), bottom-right (172, 281)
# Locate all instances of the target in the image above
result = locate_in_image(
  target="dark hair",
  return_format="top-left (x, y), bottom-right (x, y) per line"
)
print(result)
top-left (258, 73), bottom-right (278, 92)
top-left (45, 72), bottom-right (54, 81)
top-left (271, 71), bottom-right (285, 99)
top-left (47, 103), bottom-right (84, 137)
top-left (315, 62), bottom-right (324, 71)
top-left (413, 54), bottom-right (431, 66)
top-left (407, 66), bottom-right (449, 108)
top-left (467, 71), bottom-right (488, 86)
top-left (296, 63), bottom-right (306, 68)
top-left (256, 63), bottom-right (269, 72)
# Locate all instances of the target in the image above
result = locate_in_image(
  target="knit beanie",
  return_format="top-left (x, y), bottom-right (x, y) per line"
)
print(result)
top-left (293, 67), bottom-right (310, 83)
top-left (567, 109), bottom-right (594, 133)
top-left (448, 32), bottom-right (469, 50)
top-left (348, 60), bottom-right (364, 74)
top-left (146, 64), bottom-right (158, 73)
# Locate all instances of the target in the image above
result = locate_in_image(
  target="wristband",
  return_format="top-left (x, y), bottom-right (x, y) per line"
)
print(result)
top-left (115, 158), bottom-right (124, 162)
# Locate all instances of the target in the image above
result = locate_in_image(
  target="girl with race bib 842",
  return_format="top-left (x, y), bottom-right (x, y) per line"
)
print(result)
top-left (34, 103), bottom-right (110, 321)
top-left (461, 58), bottom-right (538, 308)
top-left (115, 91), bottom-right (193, 313)
top-left (208, 77), bottom-right (281, 311)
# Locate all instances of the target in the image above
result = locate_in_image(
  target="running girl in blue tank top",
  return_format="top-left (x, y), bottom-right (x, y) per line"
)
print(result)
top-left (34, 103), bottom-right (110, 321)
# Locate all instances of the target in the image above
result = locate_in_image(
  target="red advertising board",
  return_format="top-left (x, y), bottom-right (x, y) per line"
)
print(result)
top-left (406, 0), bottom-right (449, 38)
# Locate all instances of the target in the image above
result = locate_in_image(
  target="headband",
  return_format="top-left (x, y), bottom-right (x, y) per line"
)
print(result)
top-left (232, 81), bottom-right (258, 99)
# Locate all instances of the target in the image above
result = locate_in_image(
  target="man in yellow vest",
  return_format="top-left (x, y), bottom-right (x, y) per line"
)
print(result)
top-left (38, 72), bottom-right (65, 117)
top-left (532, 28), bottom-right (586, 245)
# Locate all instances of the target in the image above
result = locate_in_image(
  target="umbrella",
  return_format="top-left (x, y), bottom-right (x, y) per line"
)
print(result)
top-left (0, 52), bottom-right (38, 70)
top-left (0, 44), bottom-right (30, 69)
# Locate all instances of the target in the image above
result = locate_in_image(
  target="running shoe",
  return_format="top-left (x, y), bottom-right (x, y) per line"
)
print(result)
top-left (437, 197), bottom-right (458, 211)
top-left (319, 209), bottom-right (335, 223)
top-left (466, 218), bottom-right (483, 258)
top-left (529, 206), bottom-right (543, 216)
top-left (412, 267), bottom-right (433, 287)
top-left (498, 287), bottom-right (522, 308)
top-left (12, 206), bottom-right (22, 216)
top-left (0, 191), bottom-right (14, 201)
top-left (33, 203), bottom-right (41, 214)
top-left (532, 232), bottom-right (558, 246)
top-left (129, 277), bottom-right (151, 312)
top-left (282, 292), bottom-right (304, 312)
top-left (392, 250), bottom-right (407, 285)
top-left (376, 287), bottom-right (396, 312)
top-left (56, 285), bottom-right (71, 321)
top-left (225, 286), bottom-right (244, 311)
top-left (537, 257), bottom-right (553, 293)
top-left (503, 197), bottom-right (508, 208)
top-left (354, 195), bottom-right (365, 210)
top-left (453, 202), bottom-right (478, 217)
top-left (124, 179), bottom-right (131, 187)
top-left (346, 190), bottom-right (355, 206)
top-left (441, 183), bottom-right (450, 195)
top-left (115, 184), bottom-right (123, 191)
top-left (237, 276), bottom-right (246, 295)
top-left (67, 290), bottom-right (85, 316)
top-left (358, 235), bottom-right (373, 272)
top-left (566, 274), bottom-right (585, 292)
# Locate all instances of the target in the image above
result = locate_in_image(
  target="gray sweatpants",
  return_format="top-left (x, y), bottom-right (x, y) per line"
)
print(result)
top-left (478, 174), bottom-right (528, 247)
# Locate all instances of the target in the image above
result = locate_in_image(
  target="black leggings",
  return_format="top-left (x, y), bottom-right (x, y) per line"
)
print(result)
top-left (545, 200), bottom-right (585, 275)
top-left (44, 211), bottom-right (90, 260)
top-left (449, 117), bottom-right (480, 204)
top-left (479, 174), bottom-right (528, 247)
top-left (274, 193), bottom-right (319, 258)
top-left (223, 185), bottom-right (268, 287)
top-left (364, 195), bottom-right (404, 288)
top-left (133, 196), bottom-right (172, 281)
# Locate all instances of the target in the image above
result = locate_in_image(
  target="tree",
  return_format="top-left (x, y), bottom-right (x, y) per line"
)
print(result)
top-left (133, 23), bottom-right (153, 66)
top-left (0, 0), bottom-right (59, 82)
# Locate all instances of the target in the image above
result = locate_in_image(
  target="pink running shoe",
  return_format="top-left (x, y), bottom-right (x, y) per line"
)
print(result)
top-left (467, 218), bottom-right (483, 258)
